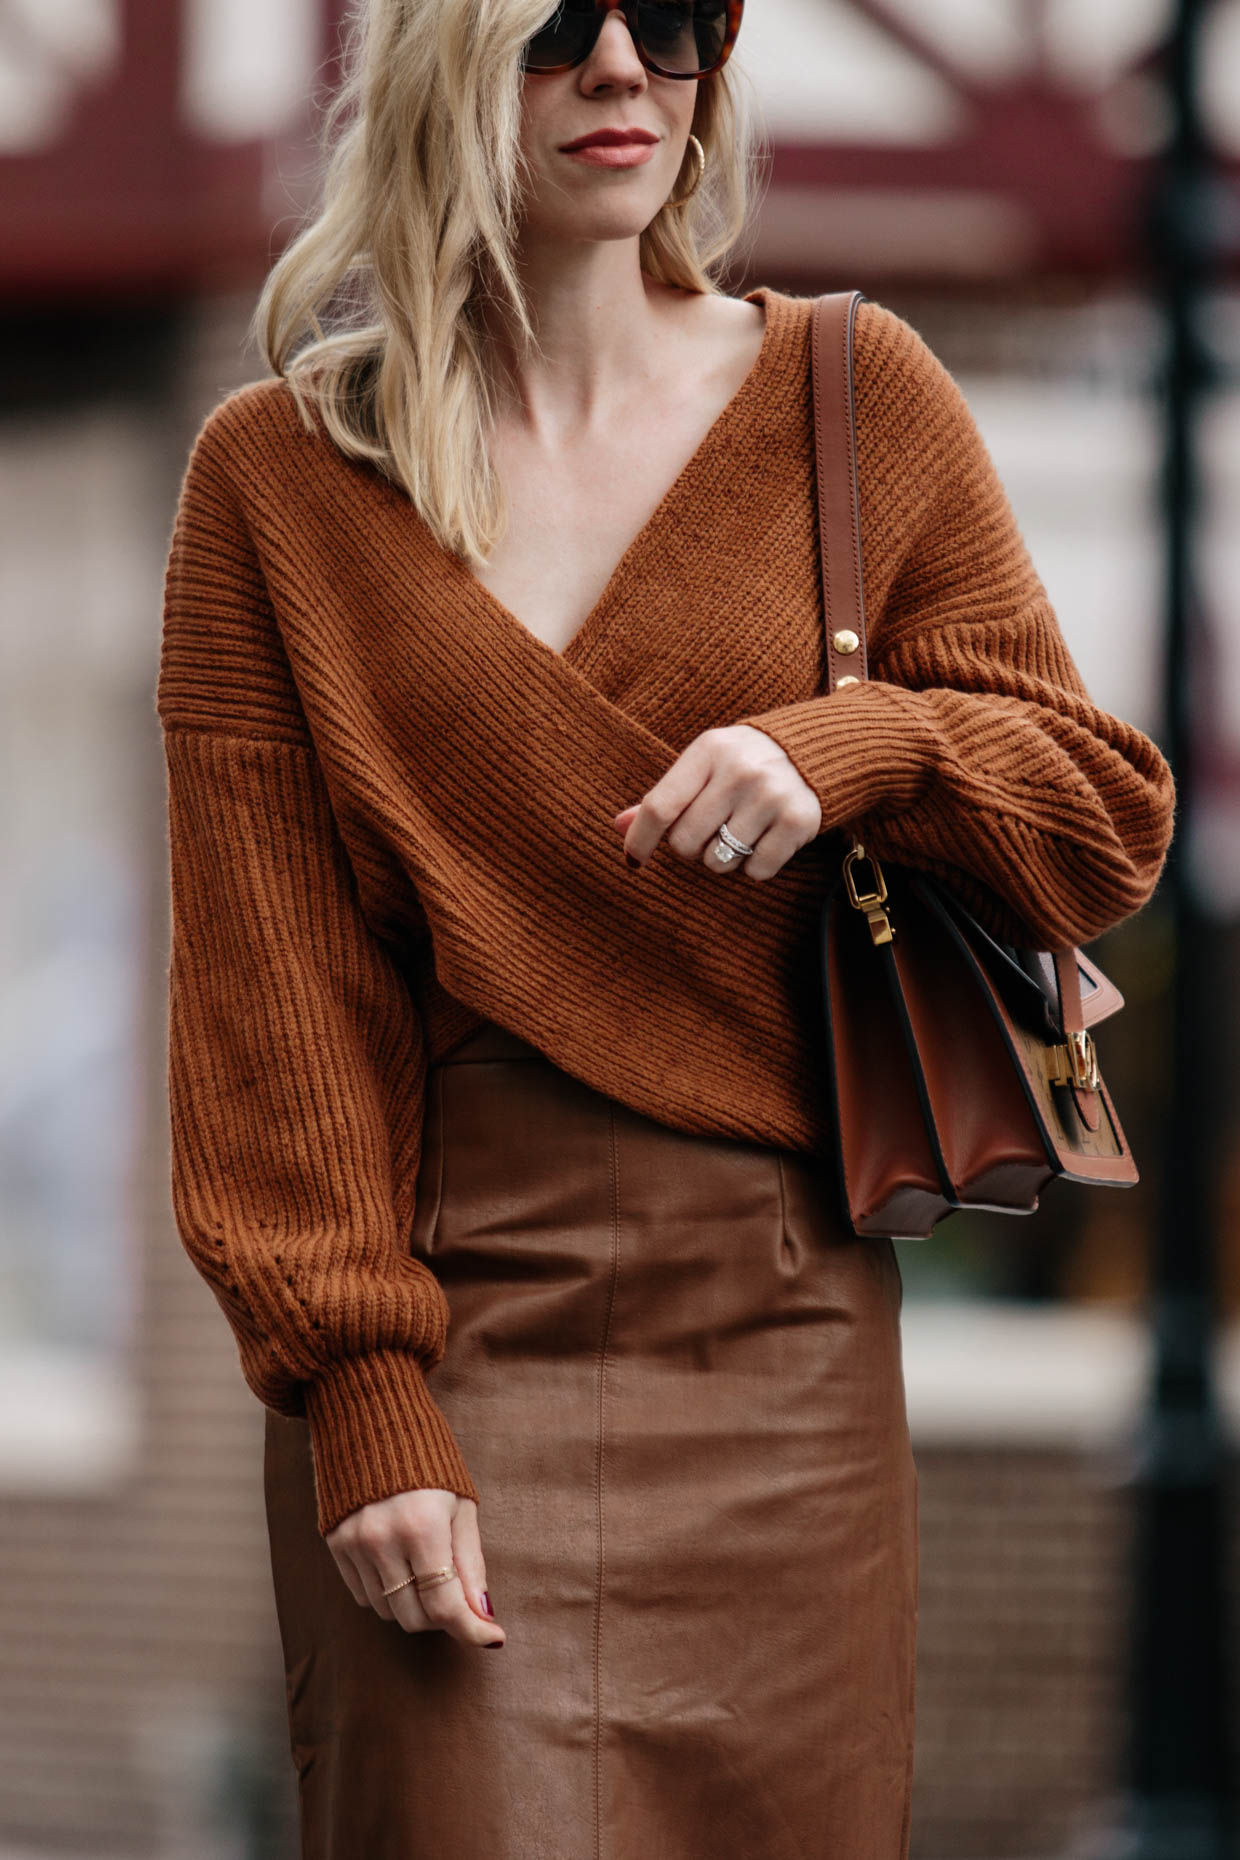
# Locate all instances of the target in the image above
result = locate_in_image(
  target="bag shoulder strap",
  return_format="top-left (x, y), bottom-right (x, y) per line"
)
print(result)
top-left (810, 290), bottom-right (869, 694)
top-left (810, 289), bottom-right (1096, 1058)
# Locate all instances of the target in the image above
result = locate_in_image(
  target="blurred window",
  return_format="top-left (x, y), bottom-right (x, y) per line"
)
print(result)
top-left (0, 378), bottom-right (164, 1483)
top-left (0, 0), bottom-right (121, 154)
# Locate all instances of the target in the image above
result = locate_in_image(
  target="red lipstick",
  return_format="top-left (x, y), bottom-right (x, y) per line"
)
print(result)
top-left (559, 127), bottom-right (659, 150)
top-left (559, 126), bottom-right (659, 168)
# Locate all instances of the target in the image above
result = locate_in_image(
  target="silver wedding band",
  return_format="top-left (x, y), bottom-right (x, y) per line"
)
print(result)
top-left (713, 823), bottom-right (755, 865)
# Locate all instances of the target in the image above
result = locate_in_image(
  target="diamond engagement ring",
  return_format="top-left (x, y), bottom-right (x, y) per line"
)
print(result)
top-left (713, 823), bottom-right (755, 865)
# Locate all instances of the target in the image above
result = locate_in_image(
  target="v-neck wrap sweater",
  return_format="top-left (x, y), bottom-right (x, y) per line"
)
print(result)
top-left (156, 285), bottom-right (1175, 1535)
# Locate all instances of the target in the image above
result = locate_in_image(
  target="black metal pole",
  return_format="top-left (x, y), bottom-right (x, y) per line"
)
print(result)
top-left (1122, 0), bottom-right (1236, 1853)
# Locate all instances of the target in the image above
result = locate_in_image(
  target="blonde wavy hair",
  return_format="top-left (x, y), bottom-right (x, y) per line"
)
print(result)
top-left (254, 0), bottom-right (765, 567)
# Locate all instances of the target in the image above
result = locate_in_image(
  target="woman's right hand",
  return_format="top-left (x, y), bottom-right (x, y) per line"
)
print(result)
top-left (325, 1490), bottom-right (506, 1649)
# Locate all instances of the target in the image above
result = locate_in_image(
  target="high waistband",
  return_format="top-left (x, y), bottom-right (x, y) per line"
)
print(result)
top-left (423, 1016), bottom-right (845, 1227)
top-left (435, 1021), bottom-right (559, 1067)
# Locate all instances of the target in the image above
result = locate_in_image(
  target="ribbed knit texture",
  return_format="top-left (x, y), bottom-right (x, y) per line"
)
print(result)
top-left (156, 286), bottom-right (1175, 1534)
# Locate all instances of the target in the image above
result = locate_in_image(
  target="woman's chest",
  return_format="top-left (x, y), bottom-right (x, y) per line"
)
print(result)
top-left (255, 402), bottom-right (825, 767)
top-left (469, 453), bottom-right (680, 657)
top-left (472, 391), bottom-right (773, 657)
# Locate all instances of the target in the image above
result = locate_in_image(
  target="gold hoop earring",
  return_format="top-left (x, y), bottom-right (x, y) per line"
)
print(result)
top-left (667, 134), bottom-right (705, 208)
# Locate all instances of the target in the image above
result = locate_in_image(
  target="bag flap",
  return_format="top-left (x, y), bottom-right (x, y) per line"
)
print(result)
top-left (910, 874), bottom-right (1125, 1032)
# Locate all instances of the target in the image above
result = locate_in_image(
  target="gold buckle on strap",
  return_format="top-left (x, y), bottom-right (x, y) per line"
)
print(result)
top-left (1046, 1028), bottom-right (1099, 1092)
top-left (842, 840), bottom-right (894, 946)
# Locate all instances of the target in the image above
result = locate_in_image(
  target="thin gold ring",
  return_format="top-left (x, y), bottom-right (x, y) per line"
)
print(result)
top-left (381, 1571), bottom-right (419, 1598)
top-left (381, 1561), bottom-right (459, 1599)
top-left (414, 1564), bottom-right (460, 1593)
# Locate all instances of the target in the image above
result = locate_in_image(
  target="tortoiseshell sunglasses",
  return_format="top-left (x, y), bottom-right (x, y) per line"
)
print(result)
top-left (520, 0), bottom-right (744, 80)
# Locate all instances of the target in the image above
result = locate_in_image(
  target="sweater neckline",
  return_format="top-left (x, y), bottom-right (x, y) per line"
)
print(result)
top-left (437, 283), bottom-right (782, 674)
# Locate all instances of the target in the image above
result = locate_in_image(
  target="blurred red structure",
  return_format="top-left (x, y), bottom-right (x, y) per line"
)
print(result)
top-left (3, 0), bottom-right (1237, 298)
top-left (0, 0), bottom-right (323, 296)
top-left (774, 0), bottom-right (1193, 284)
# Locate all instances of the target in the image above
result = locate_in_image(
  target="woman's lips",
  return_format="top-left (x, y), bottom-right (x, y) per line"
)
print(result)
top-left (561, 141), bottom-right (657, 167)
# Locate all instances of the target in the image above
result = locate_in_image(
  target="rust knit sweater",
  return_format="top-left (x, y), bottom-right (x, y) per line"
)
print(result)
top-left (156, 285), bottom-right (1175, 1535)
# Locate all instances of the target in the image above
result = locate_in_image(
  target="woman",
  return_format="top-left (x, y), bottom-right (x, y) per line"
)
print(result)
top-left (155, 0), bottom-right (1176, 1853)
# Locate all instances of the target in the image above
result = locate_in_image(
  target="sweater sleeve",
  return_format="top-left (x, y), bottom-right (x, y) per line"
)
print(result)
top-left (735, 303), bottom-right (1176, 950)
top-left (157, 402), bottom-right (480, 1537)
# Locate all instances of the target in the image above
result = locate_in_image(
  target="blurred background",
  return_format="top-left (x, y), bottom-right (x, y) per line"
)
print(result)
top-left (1, 0), bottom-right (1238, 1855)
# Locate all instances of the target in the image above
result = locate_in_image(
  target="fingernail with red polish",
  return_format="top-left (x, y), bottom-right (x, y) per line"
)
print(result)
top-left (485, 1640), bottom-right (505, 1649)
top-left (482, 1590), bottom-right (494, 1617)
top-left (625, 852), bottom-right (641, 869)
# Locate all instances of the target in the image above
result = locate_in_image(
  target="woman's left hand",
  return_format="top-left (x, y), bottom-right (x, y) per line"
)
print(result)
top-left (613, 724), bottom-right (823, 882)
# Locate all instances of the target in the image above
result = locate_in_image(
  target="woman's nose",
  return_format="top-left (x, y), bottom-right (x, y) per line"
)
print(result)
top-left (580, 7), bottom-right (647, 86)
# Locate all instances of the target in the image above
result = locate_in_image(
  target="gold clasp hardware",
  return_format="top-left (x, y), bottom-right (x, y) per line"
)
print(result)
top-left (1046, 1029), bottom-right (1099, 1092)
top-left (842, 839), bottom-right (894, 946)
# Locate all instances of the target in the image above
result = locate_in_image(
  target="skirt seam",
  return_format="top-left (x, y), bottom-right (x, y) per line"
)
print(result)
top-left (898, 1465), bottom-right (921, 1859)
top-left (593, 1102), bottom-right (622, 1860)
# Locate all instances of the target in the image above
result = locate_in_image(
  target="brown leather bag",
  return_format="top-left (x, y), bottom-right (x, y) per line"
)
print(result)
top-left (811, 290), bottom-right (1139, 1241)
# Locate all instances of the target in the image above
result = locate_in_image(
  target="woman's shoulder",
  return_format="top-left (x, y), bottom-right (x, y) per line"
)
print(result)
top-left (753, 284), bottom-right (963, 423)
top-left (209, 368), bottom-right (306, 431)
top-left (162, 374), bottom-right (317, 742)
top-left (180, 374), bottom-right (327, 505)
top-left (848, 297), bottom-right (979, 452)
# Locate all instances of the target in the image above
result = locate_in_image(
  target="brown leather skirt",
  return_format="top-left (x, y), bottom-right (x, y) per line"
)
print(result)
top-left (263, 1020), bottom-right (919, 1859)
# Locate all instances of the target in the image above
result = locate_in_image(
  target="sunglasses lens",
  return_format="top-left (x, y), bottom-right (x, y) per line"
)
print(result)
top-left (636, 0), bottom-right (729, 74)
top-left (522, 0), bottom-right (598, 70)
top-left (522, 0), bottom-right (733, 75)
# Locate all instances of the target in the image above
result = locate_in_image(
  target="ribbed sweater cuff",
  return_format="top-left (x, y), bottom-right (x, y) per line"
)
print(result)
top-left (736, 684), bottom-right (933, 829)
top-left (302, 1348), bottom-right (481, 1536)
